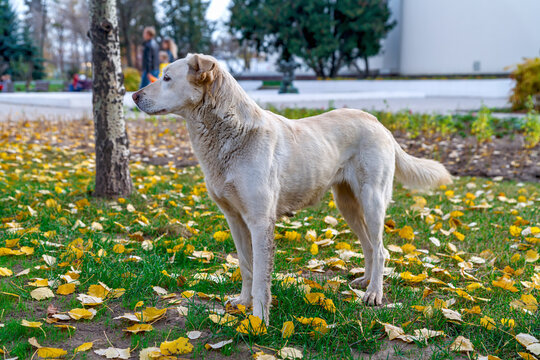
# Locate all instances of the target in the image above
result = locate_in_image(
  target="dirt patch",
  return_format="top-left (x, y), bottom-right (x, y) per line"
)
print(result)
top-left (354, 338), bottom-right (467, 360)
top-left (396, 133), bottom-right (539, 182)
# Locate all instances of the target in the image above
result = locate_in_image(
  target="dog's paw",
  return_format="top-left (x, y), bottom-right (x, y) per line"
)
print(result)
top-left (226, 295), bottom-right (252, 307)
top-left (253, 303), bottom-right (270, 326)
top-left (350, 276), bottom-right (370, 288)
top-left (362, 287), bottom-right (383, 306)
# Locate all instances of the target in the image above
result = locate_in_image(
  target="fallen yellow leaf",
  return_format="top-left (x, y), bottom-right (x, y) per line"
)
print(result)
top-left (135, 307), bottom-right (167, 322)
top-left (304, 292), bottom-right (325, 305)
top-left (160, 337), bottom-right (193, 355)
top-left (123, 323), bottom-right (153, 334)
top-left (399, 226), bottom-right (414, 240)
top-left (400, 271), bottom-right (427, 283)
top-left (510, 225), bottom-right (522, 237)
top-left (480, 316), bottom-right (496, 330)
top-left (68, 308), bottom-right (96, 320)
top-left (492, 275), bottom-right (519, 292)
top-left (208, 313), bottom-right (237, 326)
top-left (56, 283), bottom-right (76, 295)
top-left (74, 342), bottom-right (93, 353)
top-left (282, 321), bottom-right (294, 339)
top-left (213, 230), bottom-right (229, 242)
top-left (21, 319), bottom-right (42, 328)
top-left (236, 315), bottom-right (267, 335)
top-left (295, 316), bottom-right (328, 335)
top-left (37, 347), bottom-right (68, 358)
top-left (525, 249), bottom-right (539, 263)
top-left (88, 283), bottom-right (110, 298)
top-left (0, 267), bottom-right (13, 277)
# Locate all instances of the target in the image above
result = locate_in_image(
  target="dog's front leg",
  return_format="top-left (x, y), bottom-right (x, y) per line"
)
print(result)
top-left (246, 218), bottom-right (275, 325)
top-left (222, 210), bottom-right (253, 307)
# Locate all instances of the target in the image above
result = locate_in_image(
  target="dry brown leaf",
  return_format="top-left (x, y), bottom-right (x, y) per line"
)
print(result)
top-left (94, 347), bottom-right (130, 359)
top-left (30, 287), bottom-right (54, 300)
top-left (450, 335), bottom-right (474, 352)
top-left (277, 347), bottom-right (303, 359)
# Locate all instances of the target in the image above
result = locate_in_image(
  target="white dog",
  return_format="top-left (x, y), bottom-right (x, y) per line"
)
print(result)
top-left (133, 54), bottom-right (452, 323)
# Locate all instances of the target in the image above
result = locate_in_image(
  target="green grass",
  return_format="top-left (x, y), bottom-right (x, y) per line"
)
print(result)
top-left (0, 135), bottom-right (538, 359)
top-left (13, 79), bottom-right (66, 92)
top-left (268, 105), bottom-right (531, 140)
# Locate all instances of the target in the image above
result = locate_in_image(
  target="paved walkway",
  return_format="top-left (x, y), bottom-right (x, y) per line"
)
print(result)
top-left (0, 79), bottom-right (514, 120)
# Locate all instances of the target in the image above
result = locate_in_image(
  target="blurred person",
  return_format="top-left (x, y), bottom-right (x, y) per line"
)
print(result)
top-left (139, 26), bottom-right (160, 89)
top-left (1, 74), bottom-right (12, 92)
top-left (159, 51), bottom-right (170, 78)
top-left (161, 38), bottom-right (177, 62)
top-left (68, 73), bottom-right (83, 92)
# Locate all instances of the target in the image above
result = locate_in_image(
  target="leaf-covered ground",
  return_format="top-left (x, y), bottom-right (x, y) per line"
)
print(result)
top-left (0, 117), bottom-right (539, 360)
top-left (1, 107), bottom-right (538, 182)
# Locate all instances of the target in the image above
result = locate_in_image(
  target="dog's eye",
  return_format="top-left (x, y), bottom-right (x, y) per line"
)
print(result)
top-left (163, 74), bottom-right (171, 82)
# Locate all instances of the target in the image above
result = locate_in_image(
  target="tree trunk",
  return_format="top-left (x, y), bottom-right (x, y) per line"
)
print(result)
top-left (39, 0), bottom-right (47, 58)
top-left (58, 26), bottom-right (65, 78)
top-left (89, 0), bottom-right (133, 198)
top-left (329, 55), bottom-right (342, 78)
top-left (118, 7), bottom-right (133, 67)
top-left (351, 61), bottom-right (363, 79)
top-left (363, 55), bottom-right (369, 78)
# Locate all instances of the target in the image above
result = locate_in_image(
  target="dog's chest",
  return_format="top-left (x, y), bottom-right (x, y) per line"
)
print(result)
top-left (206, 177), bottom-right (245, 214)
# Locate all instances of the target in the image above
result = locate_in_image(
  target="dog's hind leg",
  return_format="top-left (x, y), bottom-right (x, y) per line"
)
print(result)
top-left (358, 181), bottom-right (390, 306)
top-left (332, 183), bottom-right (372, 288)
top-left (222, 209), bottom-right (253, 307)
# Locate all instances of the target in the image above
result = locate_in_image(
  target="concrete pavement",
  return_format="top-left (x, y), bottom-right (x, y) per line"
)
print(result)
top-left (0, 79), bottom-right (514, 120)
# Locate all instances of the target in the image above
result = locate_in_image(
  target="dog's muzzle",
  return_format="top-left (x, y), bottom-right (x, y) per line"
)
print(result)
top-left (132, 91), bottom-right (142, 104)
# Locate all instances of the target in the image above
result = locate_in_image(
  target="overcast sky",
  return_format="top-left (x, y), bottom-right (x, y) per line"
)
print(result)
top-left (11, 0), bottom-right (232, 22)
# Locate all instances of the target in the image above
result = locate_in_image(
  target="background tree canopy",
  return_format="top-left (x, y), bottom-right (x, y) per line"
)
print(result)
top-left (229, 0), bottom-right (395, 78)
top-left (117, 0), bottom-right (160, 67)
top-left (161, 0), bottom-right (215, 58)
top-left (0, 0), bottom-right (44, 81)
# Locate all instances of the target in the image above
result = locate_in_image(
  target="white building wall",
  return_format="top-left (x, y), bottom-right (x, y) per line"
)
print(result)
top-left (348, 0), bottom-right (402, 75)
top-left (379, 0), bottom-right (402, 74)
top-left (399, 0), bottom-right (540, 75)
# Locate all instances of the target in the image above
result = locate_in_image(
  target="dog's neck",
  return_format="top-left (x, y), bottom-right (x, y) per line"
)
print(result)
top-left (182, 70), bottom-right (264, 178)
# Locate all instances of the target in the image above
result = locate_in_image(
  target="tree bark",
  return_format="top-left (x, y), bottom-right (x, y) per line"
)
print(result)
top-left (363, 55), bottom-right (369, 79)
top-left (58, 25), bottom-right (65, 77)
top-left (39, 0), bottom-right (46, 58)
top-left (117, 5), bottom-right (133, 67)
top-left (89, 0), bottom-right (133, 198)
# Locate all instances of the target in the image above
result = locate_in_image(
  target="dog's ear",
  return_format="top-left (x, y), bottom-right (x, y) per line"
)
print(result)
top-left (187, 54), bottom-right (216, 84)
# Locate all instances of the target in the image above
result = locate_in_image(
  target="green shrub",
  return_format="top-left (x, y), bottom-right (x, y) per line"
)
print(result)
top-left (436, 114), bottom-right (457, 136)
top-left (123, 67), bottom-right (141, 92)
top-left (509, 57), bottom-right (540, 111)
top-left (268, 105), bottom-right (330, 119)
top-left (523, 96), bottom-right (540, 148)
top-left (471, 106), bottom-right (494, 143)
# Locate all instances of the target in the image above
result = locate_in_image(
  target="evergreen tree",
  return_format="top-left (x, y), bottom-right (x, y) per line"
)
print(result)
top-left (18, 25), bottom-right (46, 80)
top-left (0, 0), bottom-right (20, 75)
top-left (0, 0), bottom-right (45, 80)
top-left (161, 0), bottom-right (215, 57)
top-left (337, 0), bottom-right (395, 77)
top-left (229, 0), bottom-right (395, 78)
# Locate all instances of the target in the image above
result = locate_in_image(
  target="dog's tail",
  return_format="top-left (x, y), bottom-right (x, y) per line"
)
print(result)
top-left (393, 139), bottom-right (452, 190)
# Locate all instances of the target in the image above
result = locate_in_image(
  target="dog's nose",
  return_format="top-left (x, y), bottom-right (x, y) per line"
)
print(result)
top-left (132, 91), bottom-right (140, 103)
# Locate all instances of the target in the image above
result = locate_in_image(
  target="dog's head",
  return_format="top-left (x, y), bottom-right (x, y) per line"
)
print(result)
top-left (132, 53), bottom-right (219, 115)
